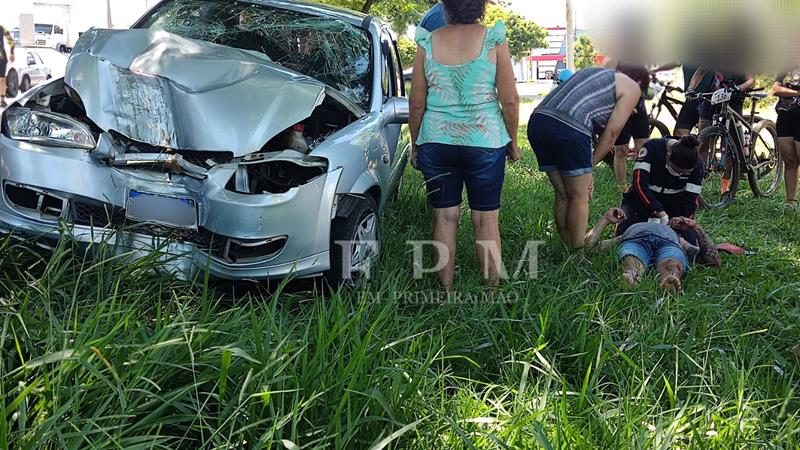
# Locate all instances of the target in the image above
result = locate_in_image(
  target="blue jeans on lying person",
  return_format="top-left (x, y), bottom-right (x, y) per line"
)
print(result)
top-left (416, 142), bottom-right (506, 211)
top-left (618, 234), bottom-right (690, 276)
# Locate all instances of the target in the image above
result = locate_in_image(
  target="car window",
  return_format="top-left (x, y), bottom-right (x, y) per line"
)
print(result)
top-left (381, 29), bottom-right (402, 100)
top-left (380, 37), bottom-right (391, 101)
top-left (135, 0), bottom-right (373, 109)
top-left (386, 32), bottom-right (404, 97)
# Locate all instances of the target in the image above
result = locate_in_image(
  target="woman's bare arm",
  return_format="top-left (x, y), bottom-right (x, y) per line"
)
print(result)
top-left (494, 40), bottom-right (520, 160)
top-left (687, 66), bottom-right (709, 92)
top-left (773, 81), bottom-right (800, 98)
top-left (593, 74), bottom-right (641, 166)
top-left (408, 45), bottom-right (428, 156)
top-left (495, 41), bottom-right (519, 143)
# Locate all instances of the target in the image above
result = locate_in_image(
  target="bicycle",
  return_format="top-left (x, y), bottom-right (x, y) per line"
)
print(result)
top-left (690, 86), bottom-right (782, 209)
top-left (647, 75), bottom-right (685, 136)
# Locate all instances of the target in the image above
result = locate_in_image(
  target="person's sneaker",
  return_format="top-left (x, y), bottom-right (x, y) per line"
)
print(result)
top-left (0, 98), bottom-right (6, 108)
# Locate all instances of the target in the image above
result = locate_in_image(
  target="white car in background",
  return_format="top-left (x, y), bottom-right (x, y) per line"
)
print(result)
top-left (6, 50), bottom-right (52, 98)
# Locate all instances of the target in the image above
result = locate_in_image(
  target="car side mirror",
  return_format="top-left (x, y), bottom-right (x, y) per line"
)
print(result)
top-left (27, 59), bottom-right (36, 66)
top-left (382, 97), bottom-right (409, 125)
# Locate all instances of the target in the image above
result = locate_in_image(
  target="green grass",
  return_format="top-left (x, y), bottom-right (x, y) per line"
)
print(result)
top-left (1, 128), bottom-right (799, 449)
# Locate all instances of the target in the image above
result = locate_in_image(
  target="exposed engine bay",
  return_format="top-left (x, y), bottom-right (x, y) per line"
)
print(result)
top-left (11, 76), bottom-right (357, 195)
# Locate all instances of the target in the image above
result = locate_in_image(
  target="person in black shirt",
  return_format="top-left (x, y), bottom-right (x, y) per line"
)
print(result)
top-left (773, 68), bottom-right (800, 208)
top-left (688, 68), bottom-right (755, 121)
top-left (688, 68), bottom-right (754, 194)
top-left (616, 136), bottom-right (704, 245)
top-left (0, 24), bottom-right (16, 107)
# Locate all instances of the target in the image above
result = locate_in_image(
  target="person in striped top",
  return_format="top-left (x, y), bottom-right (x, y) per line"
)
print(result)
top-left (526, 65), bottom-right (647, 249)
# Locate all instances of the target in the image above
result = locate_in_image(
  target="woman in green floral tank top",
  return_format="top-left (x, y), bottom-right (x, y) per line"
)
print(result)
top-left (409, 0), bottom-right (520, 291)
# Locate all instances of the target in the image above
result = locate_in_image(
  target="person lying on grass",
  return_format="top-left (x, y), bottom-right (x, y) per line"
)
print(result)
top-left (585, 208), bottom-right (703, 292)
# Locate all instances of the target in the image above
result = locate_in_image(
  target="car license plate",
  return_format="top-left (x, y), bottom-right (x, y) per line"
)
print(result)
top-left (126, 190), bottom-right (198, 229)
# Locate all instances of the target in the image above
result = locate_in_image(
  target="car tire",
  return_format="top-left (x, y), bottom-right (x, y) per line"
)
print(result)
top-left (6, 69), bottom-right (18, 98)
top-left (20, 75), bottom-right (31, 93)
top-left (326, 195), bottom-right (380, 286)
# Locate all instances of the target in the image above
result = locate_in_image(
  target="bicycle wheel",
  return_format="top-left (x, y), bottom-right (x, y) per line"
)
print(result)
top-left (747, 120), bottom-right (783, 197)
top-left (648, 118), bottom-right (670, 139)
top-left (698, 125), bottom-right (740, 209)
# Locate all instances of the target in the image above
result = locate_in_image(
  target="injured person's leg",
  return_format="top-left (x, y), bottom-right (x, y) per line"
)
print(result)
top-left (621, 256), bottom-right (646, 287)
top-left (656, 258), bottom-right (684, 292)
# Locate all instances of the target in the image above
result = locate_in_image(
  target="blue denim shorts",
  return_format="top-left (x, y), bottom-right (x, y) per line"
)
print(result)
top-left (417, 142), bottom-right (506, 211)
top-left (618, 235), bottom-right (690, 275)
top-left (527, 113), bottom-right (593, 177)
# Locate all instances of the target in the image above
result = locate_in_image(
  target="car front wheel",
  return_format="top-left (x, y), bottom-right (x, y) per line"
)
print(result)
top-left (6, 69), bottom-right (18, 98)
top-left (326, 195), bottom-right (381, 286)
top-left (20, 75), bottom-right (31, 93)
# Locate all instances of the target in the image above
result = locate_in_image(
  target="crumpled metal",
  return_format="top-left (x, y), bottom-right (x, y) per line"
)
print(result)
top-left (65, 28), bottom-right (361, 156)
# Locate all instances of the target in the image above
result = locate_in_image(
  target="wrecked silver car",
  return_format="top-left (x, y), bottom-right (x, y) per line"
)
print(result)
top-left (0, 0), bottom-right (409, 282)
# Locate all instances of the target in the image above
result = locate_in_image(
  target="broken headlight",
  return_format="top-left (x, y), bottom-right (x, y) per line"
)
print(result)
top-left (5, 107), bottom-right (96, 150)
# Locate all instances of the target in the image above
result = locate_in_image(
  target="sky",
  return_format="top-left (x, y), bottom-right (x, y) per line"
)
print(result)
top-left (510, 0), bottom-right (589, 28)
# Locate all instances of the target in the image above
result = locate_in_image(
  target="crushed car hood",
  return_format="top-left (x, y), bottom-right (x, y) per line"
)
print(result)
top-left (65, 28), bottom-right (363, 156)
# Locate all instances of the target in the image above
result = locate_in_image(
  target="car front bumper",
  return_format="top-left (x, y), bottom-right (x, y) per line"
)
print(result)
top-left (0, 133), bottom-right (342, 280)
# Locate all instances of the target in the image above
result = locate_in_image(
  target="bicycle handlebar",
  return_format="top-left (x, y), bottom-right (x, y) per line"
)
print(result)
top-left (686, 86), bottom-right (766, 101)
top-left (650, 75), bottom-right (683, 94)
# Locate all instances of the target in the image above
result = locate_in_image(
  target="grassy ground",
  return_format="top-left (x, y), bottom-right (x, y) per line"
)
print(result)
top-left (1, 128), bottom-right (798, 449)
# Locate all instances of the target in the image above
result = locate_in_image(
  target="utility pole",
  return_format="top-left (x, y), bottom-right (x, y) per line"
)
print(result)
top-left (566, 0), bottom-right (575, 71)
top-left (106, 0), bottom-right (113, 28)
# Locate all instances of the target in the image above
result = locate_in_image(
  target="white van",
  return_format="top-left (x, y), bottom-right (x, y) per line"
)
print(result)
top-left (34, 23), bottom-right (70, 53)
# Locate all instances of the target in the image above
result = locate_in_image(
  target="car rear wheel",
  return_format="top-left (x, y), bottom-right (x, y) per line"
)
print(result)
top-left (20, 75), bottom-right (31, 93)
top-left (326, 195), bottom-right (381, 286)
top-left (6, 69), bottom-right (18, 98)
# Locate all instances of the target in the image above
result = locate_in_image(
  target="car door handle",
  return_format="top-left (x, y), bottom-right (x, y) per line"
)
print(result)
top-left (382, 154), bottom-right (390, 164)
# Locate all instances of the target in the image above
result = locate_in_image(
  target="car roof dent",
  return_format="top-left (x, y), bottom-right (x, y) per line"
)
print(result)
top-left (65, 28), bottom-right (362, 156)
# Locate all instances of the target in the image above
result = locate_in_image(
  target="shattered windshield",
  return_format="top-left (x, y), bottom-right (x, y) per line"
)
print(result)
top-left (136, 0), bottom-right (372, 109)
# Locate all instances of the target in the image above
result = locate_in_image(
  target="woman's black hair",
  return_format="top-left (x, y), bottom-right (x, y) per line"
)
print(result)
top-left (442, 0), bottom-right (487, 25)
top-left (670, 135), bottom-right (701, 170)
top-left (616, 64), bottom-right (651, 94)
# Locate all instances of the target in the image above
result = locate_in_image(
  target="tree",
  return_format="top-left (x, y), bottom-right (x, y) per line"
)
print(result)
top-left (483, 5), bottom-right (547, 60)
top-left (397, 36), bottom-right (416, 69)
top-left (574, 35), bottom-right (598, 70)
top-left (313, 0), bottom-right (436, 33)
top-left (312, 0), bottom-right (547, 56)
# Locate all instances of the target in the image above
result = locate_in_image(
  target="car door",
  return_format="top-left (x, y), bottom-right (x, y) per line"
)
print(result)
top-left (25, 52), bottom-right (43, 84)
top-left (34, 53), bottom-right (49, 82)
top-left (378, 28), bottom-right (406, 186)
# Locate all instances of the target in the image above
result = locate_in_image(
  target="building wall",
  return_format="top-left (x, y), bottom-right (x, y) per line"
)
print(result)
top-left (1, 0), bottom-right (153, 43)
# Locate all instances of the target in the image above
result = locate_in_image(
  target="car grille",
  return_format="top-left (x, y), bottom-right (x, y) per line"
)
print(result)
top-left (72, 199), bottom-right (126, 227)
top-left (36, 39), bottom-right (47, 46)
top-left (70, 199), bottom-right (225, 256)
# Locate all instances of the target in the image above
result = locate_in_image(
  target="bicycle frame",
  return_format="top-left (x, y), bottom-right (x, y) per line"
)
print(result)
top-left (649, 87), bottom-right (683, 123)
top-left (709, 95), bottom-right (762, 174)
